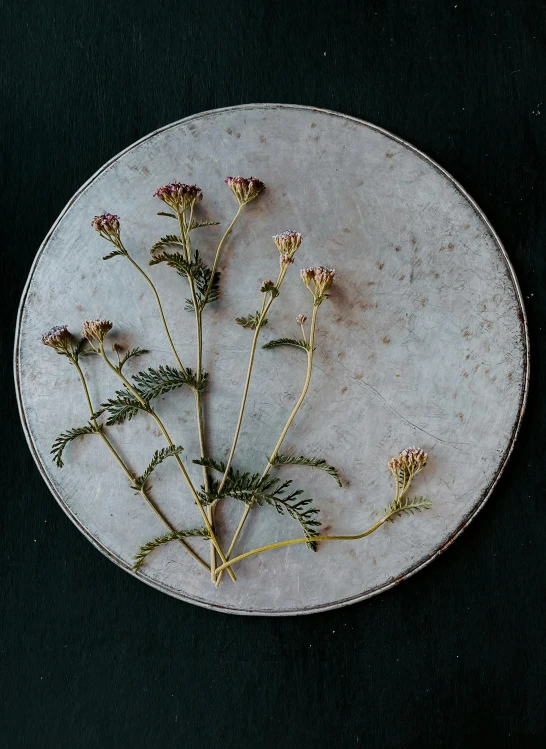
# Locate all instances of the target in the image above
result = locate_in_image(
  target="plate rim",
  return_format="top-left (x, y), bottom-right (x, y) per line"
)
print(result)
top-left (13, 103), bottom-right (530, 616)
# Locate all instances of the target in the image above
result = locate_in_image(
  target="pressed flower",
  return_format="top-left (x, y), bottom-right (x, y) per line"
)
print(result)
top-left (225, 176), bottom-right (265, 206)
top-left (92, 213), bottom-right (121, 243)
top-left (296, 314), bottom-right (307, 325)
top-left (154, 182), bottom-right (203, 213)
top-left (82, 319), bottom-right (113, 344)
top-left (273, 231), bottom-right (302, 257)
top-left (41, 325), bottom-right (75, 356)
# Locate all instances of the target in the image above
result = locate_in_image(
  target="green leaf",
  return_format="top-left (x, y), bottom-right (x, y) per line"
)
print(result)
top-left (203, 464), bottom-right (320, 549)
top-left (262, 337), bottom-right (310, 352)
top-left (235, 312), bottom-right (267, 330)
top-left (118, 347), bottom-right (149, 371)
top-left (102, 248), bottom-right (127, 261)
top-left (150, 235), bottom-right (183, 254)
top-left (101, 390), bottom-right (146, 426)
top-left (133, 527), bottom-right (210, 571)
top-left (188, 219), bottom-right (220, 231)
top-left (385, 495), bottom-right (432, 520)
top-left (150, 249), bottom-right (220, 311)
top-left (131, 445), bottom-right (184, 490)
top-left (157, 211), bottom-right (178, 219)
top-left (132, 365), bottom-right (206, 399)
top-left (193, 457), bottom-right (227, 474)
top-left (271, 454), bottom-right (342, 487)
top-left (51, 422), bottom-right (101, 468)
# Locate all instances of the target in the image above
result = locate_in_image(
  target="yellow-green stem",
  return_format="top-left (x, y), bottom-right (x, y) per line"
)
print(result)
top-left (98, 342), bottom-right (236, 581)
top-left (214, 514), bottom-right (392, 575)
top-left (216, 300), bottom-right (319, 585)
top-left (72, 358), bottom-right (209, 571)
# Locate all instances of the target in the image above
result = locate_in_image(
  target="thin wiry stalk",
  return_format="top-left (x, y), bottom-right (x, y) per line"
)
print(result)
top-left (97, 341), bottom-right (237, 582)
top-left (216, 301), bottom-right (319, 585)
top-left (71, 358), bottom-right (209, 571)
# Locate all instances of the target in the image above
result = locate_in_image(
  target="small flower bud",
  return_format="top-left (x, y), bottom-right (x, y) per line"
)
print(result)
top-left (280, 253), bottom-right (294, 268)
top-left (300, 266), bottom-right (336, 299)
top-left (300, 267), bottom-right (315, 287)
top-left (92, 213), bottom-right (121, 243)
top-left (261, 279), bottom-right (276, 293)
top-left (273, 231), bottom-right (302, 257)
top-left (296, 314), bottom-right (307, 325)
top-left (82, 319), bottom-right (113, 344)
top-left (225, 176), bottom-right (265, 206)
top-left (41, 325), bottom-right (75, 356)
top-left (389, 446), bottom-right (428, 478)
top-left (153, 182), bottom-right (203, 213)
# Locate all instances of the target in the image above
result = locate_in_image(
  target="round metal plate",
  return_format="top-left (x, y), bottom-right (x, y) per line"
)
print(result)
top-left (15, 104), bottom-right (528, 615)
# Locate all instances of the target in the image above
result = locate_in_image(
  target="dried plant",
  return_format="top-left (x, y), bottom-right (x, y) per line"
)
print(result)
top-left (42, 176), bottom-right (432, 588)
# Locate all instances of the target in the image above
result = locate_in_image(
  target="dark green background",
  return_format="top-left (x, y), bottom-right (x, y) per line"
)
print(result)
top-left (2, 1), bottom-right (545, 746)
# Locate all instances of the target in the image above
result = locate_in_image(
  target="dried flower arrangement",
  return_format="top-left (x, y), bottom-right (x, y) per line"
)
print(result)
top-left (42, 177), bottom-right (431, 586)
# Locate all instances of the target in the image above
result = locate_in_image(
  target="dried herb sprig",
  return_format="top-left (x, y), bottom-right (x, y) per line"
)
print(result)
top-left (42, 326), bottom-right (209, 571)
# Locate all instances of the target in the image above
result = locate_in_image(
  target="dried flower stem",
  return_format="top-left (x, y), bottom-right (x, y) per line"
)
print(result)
top-left (97, 340), bottom-right (237, 581)
top-left (214, 511), bottom-right (396, 576)
top-left (216, 264), bottom-right (290, 498)
top-left (71, 358), bottom-right (209, 571)
top-left (216, 300), bottom-right (320, 584)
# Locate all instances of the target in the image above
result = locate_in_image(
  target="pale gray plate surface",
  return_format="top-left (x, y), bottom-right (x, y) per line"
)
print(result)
top-left (15, 104), bottom-right (528, 615)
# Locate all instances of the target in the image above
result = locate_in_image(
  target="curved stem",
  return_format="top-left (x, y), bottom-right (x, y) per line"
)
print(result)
top-left (214, 514), bottom-right (392, 575)
top-left (71, 358), bottom-right (209, 571)
top-left (98, 343), bottom-right (236, 581)
top-left (203, 204), bottom-right (244, 305)
top-left (123, 251), bottom-right (188, 377)
top-left (217, 266), bottom-right (288, 497)
top-left (215, 300), bottom-right (319, 586)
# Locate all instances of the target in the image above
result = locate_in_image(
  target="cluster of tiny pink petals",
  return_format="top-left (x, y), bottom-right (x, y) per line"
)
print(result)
top-left (82, 319), bottom-right (113, 343)
top-left (225, 176), bottom-right (265, 205)
top-left (388, 446), bottom-right (428, 474)
top-left (153, 183), bottom-right (202, 212)
top-left (300, 266), bottom-right (336, 295)
top-left (91, 213), bottom-right (120, 234)
top-left (273, 231), bottom-right (303, 256)
top-left (41, 325), bottom-right (73, 352)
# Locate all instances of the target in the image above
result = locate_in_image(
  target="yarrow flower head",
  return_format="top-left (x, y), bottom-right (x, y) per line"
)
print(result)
top-left (280, 253), bottom-right (294, 268)
top-left (273, 231), bottom-right (302, 257)
top-left (300, 266), bottom-right (336, 302)
top-left (92, 213), bottom-right (121, 244)
top-left (225, 176), bottom-right (265, 206)
top-left (153, 183), bottom-right (203, 213)
top-left (296, 314), bottom-right (307, 325)
top-left (388, 446), bottom-right (428, 478)
top-left (41, 325), bottom-right (75, 356)
top-left (82, 319), bottom-right (113, 345)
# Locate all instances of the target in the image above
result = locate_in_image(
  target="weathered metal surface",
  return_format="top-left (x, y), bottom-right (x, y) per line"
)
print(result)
top-left (14, 104), bottom-right (528, 615)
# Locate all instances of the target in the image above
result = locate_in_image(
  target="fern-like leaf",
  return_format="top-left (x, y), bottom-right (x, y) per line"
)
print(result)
top-left (157, 211), bottom-right (177, 219)
top-left (271, 454), bottom-right (342, 487)
top-left (262, 338), bottom-right (310, 352)
top-left (118, 347), bottom-right (149, 371)
top-left (102, 248), bottom-right (128, 261)
top-left (235, 312), bottom-right (267, 330)
top-left (193, 456), bottom-right (227, 474)
top-left (203, 465), bottom-right (320, 549)
top-left (131, 445), bottom-right (184, 490)
top-left (132, 527), bottom-right (210, 571)
top-left (132, 365), bottom-right (206, 399)
top-left (51, 422), bottom-right (101, 468)
top-left (150, 235), bottom-right (183, 254)
top-left (101, 390), bottom-right (146, 426)
top-left (150, 248), bottom-right (220, 311)
top-left (188, 219), bottom-right (220, 231)
top-left (385, 495), bottom-right (432, 520)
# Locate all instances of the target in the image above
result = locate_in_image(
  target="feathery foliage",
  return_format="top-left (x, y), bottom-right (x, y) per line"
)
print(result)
top-left (198, 460), bottom-right (320, 549)
top-left (150, 235), bottom-right (183, 254)
top-left (101, 389), bottom-right (146, 426)
top-left (262, 338), bottom-right (310, 352)
top-left (102, 248), bottom-right (128, 261)
top-left (117, 347), bottom-right (148, 371)
top-left (132, 365), bottom-right (206, 398)
top-left (150, 249), bottom-right (219, 311)
top-left (51, 422), bottom-right (102, 467)
top-left (235, 312), bottom-right (267, 329)
top-left (271, 454), bottom-right (342, 486)
top-left (189, 219), bottom-right (220, 231)
top-left (131, 445), bottom-right (184, 490)
top-left (133, 527), bottom-right (210, 571)
top-left (157, 211), bottom-right (177, 219)
top-left (385, 494), bottom-right (431, 519)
